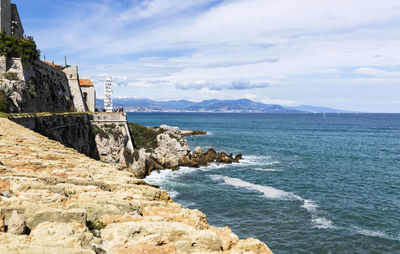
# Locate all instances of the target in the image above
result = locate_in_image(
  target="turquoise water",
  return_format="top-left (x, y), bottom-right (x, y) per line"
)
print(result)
top-left (127, 113), bottom-right (400, 253)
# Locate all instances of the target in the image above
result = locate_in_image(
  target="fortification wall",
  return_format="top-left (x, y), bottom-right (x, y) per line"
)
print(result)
top-left (91, 112), bottom-right (134, 165)
top-left (0, 57), bottom-right (75, 113)
top-left (10, 3), bottom-right (24, 38)
top-left (0, 0), bottom-right (11, 35)
top-left (63, 66), bottom-right (86, 112)
top-left (81, 86), bottom-right (95, 112)
top-left (8, 112), bottom-right (134, 167)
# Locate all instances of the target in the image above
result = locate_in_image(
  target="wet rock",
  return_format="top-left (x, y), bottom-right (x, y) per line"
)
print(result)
top-left (7, 210), bottom-right (26, 235)
top-left (181, 130), bottom-right (207, 137)
top-left (179, 148), bottom-right (242, 168)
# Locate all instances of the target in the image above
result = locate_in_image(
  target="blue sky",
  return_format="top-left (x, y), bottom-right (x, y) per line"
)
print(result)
top-left (13, 0), bottom-right (400, 112)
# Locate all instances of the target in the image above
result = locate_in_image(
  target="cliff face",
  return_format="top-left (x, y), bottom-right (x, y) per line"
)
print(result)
top-left (0, 118), bottom-right (273, 253)
top-left (0, 57), bottom-right (75, 113)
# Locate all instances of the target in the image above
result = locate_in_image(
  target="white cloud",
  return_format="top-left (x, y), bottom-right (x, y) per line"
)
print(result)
top-left (18, 0), bottom-right (400, 112)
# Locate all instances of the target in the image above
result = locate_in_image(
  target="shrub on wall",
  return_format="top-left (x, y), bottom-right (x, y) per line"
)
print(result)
top-left (0, 32), bottom-right (40, 62)
top-left (3, 72), bottom-right (19, 80)
top-left (0, 90), bottom-right (9, 113)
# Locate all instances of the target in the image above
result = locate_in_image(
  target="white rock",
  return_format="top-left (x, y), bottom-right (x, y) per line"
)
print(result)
top-left (7, 210), bottom-right (26, 235)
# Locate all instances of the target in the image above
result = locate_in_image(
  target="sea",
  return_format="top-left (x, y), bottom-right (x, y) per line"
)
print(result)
top-left (126, 112), bottom-right (400, 254)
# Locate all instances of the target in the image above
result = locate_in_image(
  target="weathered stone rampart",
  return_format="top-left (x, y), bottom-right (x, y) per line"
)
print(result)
top-left (1, 57), bottom-right (75, 113)
top-left (8, 112), bottom-right (134, 167)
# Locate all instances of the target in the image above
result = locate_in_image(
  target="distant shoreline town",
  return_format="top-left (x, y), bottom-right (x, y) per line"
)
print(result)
top-left (96, 98), bottom-right (354, 113)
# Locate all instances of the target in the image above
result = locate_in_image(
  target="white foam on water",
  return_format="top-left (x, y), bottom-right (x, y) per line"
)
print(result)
top-left (253, 168), bottom-right (282, 172)
top-left (302, 199), bottom-right (318, 213)
top-left (168, 190), bottom-right (179, 199)
top-left (210, 175), bottom-right (336, 229)
top-left (144, 167), bottom-right (197, 186)
top-left (239, 155), bottom-right (280, 168)
top-left (352, 226), bottom-right (400, 241)
top-left (210, 175), bottom-right (300, 200)
top-left (264, 161), bottom-right (280, 165)
top-left (312, 218), bottom-right (336, 229)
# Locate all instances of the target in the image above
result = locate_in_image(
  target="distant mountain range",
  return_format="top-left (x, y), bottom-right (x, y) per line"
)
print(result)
top-left (96, 98), bottom-right (351, 113)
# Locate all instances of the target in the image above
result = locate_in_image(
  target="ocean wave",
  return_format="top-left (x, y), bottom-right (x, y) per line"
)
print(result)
top-left (239, 155), bottom-right (280, 167)
top-left (312, 218), bottom-right (336, 229)
top-left (253, 168), bottom-right (282, 172)
top-left (144, 167), bottom-right (196, 186)
top-left (265, 161), bottom-right (280, 165)
top-left (302, 199), bottom-right (318, 213)
top-left (210, 175), bottom-right (335, 229)
top-left (210, 175), bottom-right (300, 200)
top-left (352, 226), bottom-right (400, 241)
top-left (168, 190), bottom-right (179, 199)
top-left (145, 162), bottom-right (229, 186)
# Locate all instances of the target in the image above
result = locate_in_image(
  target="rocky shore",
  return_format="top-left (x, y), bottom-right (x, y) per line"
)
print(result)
top-left (180, 129), bottom-right (208, 137)
top-left (127, 124), bottom-right (242, 178)
top-left (0, 118), bottom-right (273, 253)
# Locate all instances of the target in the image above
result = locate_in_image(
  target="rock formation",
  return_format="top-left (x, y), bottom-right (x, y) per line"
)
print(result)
top-left (0, 118), bottom-right (273, 253)
top-left (127, 124), bottom-right (242, 178)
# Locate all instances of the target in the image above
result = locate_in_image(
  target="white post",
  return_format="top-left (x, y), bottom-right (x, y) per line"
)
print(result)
top-left (104, 75), bottom-right (113, 112)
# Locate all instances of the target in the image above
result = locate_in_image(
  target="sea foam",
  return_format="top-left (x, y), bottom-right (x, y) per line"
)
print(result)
top-left (210, 175), bottom-right (298, 200)
top-left (210, 175), bottom-right (336, 229)
top-left (254, 168), bottom-right (282, 172)
top-left (352, 226), bottom-right (400, 241)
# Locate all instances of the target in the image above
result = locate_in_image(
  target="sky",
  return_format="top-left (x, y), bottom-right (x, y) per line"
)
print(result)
top-left (13, 0), bottom-right (400, 112)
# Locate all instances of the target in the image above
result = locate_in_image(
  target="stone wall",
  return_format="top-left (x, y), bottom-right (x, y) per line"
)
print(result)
top-left (81, 86), bottom-right (95, 112)
top-left (8, 112), bottom-right (134, 167)
top-left (0, 0), bottom-right (11, 36)
top-left (10, 3), bottom-right (23, 38)
top-left (0, 57), bottom-right (75, 113)
top-left (63, 66), bottom-right (86, 112)
top-left (91, 113), bottom-right (134, 166)
top-left (9, 113), bottom-right (100, 160)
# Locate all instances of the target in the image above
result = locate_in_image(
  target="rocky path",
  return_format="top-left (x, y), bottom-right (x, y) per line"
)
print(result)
top-left (0, 118), bottom-right (272, 254)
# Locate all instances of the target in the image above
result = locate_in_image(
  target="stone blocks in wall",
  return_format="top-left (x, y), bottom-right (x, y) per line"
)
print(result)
top-left (63, 66), bottom-right (86, 112)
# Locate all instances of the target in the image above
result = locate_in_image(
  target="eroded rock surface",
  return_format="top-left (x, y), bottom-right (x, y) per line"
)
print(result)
top-left (0, 118), bottom-right (273, 253)
top-left (129, 125), bottom-right (242, 178)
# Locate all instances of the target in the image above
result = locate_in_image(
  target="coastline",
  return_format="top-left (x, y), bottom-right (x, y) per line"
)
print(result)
top-left (0, 118), bottom-right (273, 253)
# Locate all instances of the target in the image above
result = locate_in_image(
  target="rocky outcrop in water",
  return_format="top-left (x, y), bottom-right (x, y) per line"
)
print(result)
top-left (0, 118), bottom-right (273, 253)
top-left (179, 147), bottom-right (242, 168)
top-left (127, 124), bottom-right (242, 178)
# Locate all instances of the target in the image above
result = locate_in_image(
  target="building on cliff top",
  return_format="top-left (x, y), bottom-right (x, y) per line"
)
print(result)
top-left (79, 79), bottom-right (96, 112)
top-left (0, 0), bottom-right (24, 38)
top-left (61, 65), bottom-right (97, 112)
top-left (0, 0), bottom-right (97, 113)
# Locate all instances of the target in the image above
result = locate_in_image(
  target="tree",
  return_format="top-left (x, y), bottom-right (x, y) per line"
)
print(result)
top-left (0, 32), bottom-right (40, 62)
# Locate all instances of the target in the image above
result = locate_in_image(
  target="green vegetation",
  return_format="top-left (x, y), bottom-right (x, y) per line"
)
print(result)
top-left (3, 72), bottom-right (19, 80)
top-left (0, 32), bottom-right (40, 62)
top-left (128, 122), bottom-right (164, 150)
top-left (86, 220), bottom-right (106, 238)
top-left (92, 124), bottom-right (108, 139)
top-left (92, 123), bottom-right (123, 141)
top-left (0, 90), bottom-right (8, 113)
top-left (123, 148), bottom-right (136, 165)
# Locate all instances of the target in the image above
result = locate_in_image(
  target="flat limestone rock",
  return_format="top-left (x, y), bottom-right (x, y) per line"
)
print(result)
top-left (7, 210), bottom-right (26, 235)
top-left (0, 118), bottom-right (273, 253)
